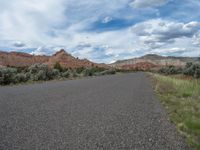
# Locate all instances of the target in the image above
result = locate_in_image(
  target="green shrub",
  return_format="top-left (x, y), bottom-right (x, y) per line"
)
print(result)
top-left (14, 73), bottom-right (28, 83)
top-left (37, 70), bottom-right (47, 81)
top-left (27, 64), bottom-right (59, 81)
top-left (28, 64), bottom-right (48, 72)
top-left (93, 67), bottom-right (106, 72)
top-left (0, 68), bottom-right (18, 85)
top-left (0, 65), bottom-right (114, 85)
top-left (158, 62), bottom-right (200, 79)
top-left (183, 62), bottom-right (200, 78)
top-left (81, 67), bottom-right (107, 77)
top-left (62, 71), bottom-right (70, 78)
top-left (52, 69), bottom-right (60, 78)
top-left (194, 68), bottom-right (200, 78)
top-left (159, 66), bottom-right (182, 75)
top-left (183, 64), bottom-right (195, 76)
top-left (71, 70), bottom-right (79, 78)
top-left (82, 68), bottom-right (93, 76)
top-left (28, 65), bottom-right (37, 74)
top-left (100, 69), bottom-right (116, 75)
top-left (186, 62), bottom-right (193, 68)
top-left (53, 62), bottom-right (63, 72)
top-left (76, 67), bottom-right (85, 74)
top-left (25, 72), bottom-right (31, 79)
top-left (107, 69), bottom-right (116, 75)
top-left (93, 72), bottom-right (102, 76)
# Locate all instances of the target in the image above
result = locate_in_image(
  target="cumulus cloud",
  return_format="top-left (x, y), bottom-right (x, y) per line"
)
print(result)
top-left (31, 46), bottom-right (67, 55)
top-left (129, 0), bottom-right (168, 8)
top-left (131, 19), bottom-right (200, 48)
top-left (31, 47), bottom-right (52, 55)
top-left (0, 0), bottom-right (68, 48)
top-left (192, 32), bottom-right (200, 46)
top-left (0, 0), bottom-right (130, 48)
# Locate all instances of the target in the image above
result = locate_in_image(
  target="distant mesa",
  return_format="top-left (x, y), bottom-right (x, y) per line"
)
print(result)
top-left (0, 50), bottom-right (199, 71)
top-left (110, 54), bottom-right (200, 71)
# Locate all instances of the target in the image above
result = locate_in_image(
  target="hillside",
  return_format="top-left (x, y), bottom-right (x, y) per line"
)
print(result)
top-left (1, 51), bottom-right (199, 71)
top-left (110, 54), bottom-right (200, 70)
top-left (0, 49), bottom-right (107, 69)
top-left (0, 51), bottom-right (49, 68)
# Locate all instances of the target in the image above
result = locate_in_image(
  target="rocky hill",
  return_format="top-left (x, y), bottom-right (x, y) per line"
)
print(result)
top-left (110, 54), bottom-right (200, 70)
top-left (0, 51), bottom-right (49, 68)
top-left (0, 49), bottom-right (107, 69)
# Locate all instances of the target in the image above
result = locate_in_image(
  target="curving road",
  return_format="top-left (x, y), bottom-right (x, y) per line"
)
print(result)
top-left (0, 73), bottom-right (190, 150)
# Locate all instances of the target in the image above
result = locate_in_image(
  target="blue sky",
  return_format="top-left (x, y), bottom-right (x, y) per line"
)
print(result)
top-left (0, 0), bottom-right (200, 63)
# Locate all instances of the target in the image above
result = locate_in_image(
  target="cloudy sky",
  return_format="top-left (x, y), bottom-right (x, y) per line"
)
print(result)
top-left (0, 0), bottom-right (200, 63)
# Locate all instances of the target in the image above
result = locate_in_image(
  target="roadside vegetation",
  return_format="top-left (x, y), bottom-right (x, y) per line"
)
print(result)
top-left (149, 73), bottom-right (200, 149)
top-left (0, 63), bottom-right (116, 85)
top-left (158, 62), bottom-right (200, 79)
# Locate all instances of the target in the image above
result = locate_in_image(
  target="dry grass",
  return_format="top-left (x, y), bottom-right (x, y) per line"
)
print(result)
top-left (148, 73), bottom-right (200, 149)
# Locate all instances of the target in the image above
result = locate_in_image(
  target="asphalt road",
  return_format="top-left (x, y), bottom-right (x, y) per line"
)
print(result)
top-left (0, 73), bottom-right (190, 150)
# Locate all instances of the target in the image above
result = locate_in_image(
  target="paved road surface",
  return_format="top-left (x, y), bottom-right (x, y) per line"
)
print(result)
top-left (0, 73), bottom-right (190, 150)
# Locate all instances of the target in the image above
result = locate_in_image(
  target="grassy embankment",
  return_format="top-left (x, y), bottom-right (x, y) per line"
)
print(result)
top-left (149, 73), bottom-right (200, 149)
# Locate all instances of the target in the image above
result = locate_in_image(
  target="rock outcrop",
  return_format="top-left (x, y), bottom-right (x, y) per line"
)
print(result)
top-left (47, 49), bottom-right (95, 68)
top-left (0, 51), bottom-right (49, 67)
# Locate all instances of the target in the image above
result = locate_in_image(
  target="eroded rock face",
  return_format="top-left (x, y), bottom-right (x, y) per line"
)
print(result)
top-left (47, 49), bottom-right (95, 68)
top-left (0, 51), bottom-right (49, 67)
top-left (121, 62), bottom-right (157, 71)
top-left (0, 49), bottom-right (107, 68)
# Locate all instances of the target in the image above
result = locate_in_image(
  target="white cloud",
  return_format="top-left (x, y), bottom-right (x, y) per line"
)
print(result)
top-left (0, 0), bottom-right (130, 48)
top-left (0, 0), bottom-right (67, 47)
top-left (31, 47), bottom-right (46, 55)
top-left (102, 17), bottom-right (113, 23)
top-left (192, 32), bottom-right (200, 46)
top-left (129, 0), bottom-right (168, 8)
top-left (151, 47), bottom-right (187, 54)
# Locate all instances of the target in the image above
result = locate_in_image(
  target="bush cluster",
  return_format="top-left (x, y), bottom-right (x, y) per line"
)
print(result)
top-left (0, 63), bottom-right (116, 85)
top-left (0, 68), bottom-right (18, 85)
top-left (159, 66), bottom-right (182, 75)
top-left (183, 62), bottom-right (200, 78)
top-left (158, 62), bottom-right (200, 78)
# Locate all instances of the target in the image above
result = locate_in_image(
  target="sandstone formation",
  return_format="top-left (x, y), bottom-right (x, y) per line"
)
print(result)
top-left (0, 51), bottom-right (49, 68)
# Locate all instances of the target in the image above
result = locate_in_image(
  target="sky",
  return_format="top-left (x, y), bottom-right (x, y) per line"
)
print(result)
top-left (0, 0), bottom-right (200, 63)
